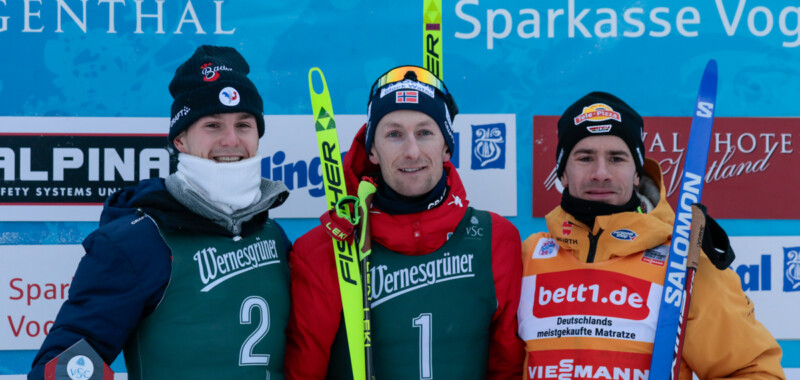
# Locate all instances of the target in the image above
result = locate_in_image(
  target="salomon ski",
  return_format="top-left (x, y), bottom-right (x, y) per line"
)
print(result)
top-left (649, 59), bottom-right (718, 380)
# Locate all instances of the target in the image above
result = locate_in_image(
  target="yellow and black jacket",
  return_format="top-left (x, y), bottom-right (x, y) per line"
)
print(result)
top-left (519, 158), bottom-right (784, 380)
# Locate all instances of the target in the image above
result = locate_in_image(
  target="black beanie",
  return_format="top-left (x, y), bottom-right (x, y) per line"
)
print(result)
top-left (365, 66), bottom-right (457, 155)
top-left (168, 45), bottom-right (264, 151)
top-left (556, 91), bottom-right (645, 178)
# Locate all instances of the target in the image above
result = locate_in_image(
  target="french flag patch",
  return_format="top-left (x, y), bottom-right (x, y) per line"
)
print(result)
top-left (396, 90), bottom-right (418, 103)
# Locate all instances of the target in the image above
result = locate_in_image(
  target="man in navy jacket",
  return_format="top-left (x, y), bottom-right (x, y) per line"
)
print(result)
top-left (30, 45), bottom-right (291, 379)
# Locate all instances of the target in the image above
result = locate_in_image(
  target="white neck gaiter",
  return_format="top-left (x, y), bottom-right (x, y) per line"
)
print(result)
top-left (176, 153), bottom-right (263, 214)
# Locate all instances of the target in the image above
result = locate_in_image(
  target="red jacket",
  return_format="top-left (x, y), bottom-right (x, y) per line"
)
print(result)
top-left (285, 125), bottom-right (524, 379)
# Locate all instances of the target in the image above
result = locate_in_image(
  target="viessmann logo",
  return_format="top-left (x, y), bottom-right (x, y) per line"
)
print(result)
top-left (533, 269), bottom-right (651, 320)
top-left (527, 351), bottom-right (650, 380)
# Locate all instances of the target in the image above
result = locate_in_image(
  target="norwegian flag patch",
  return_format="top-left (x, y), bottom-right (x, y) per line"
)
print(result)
top-left (396, 91), bottom-right (418, 103)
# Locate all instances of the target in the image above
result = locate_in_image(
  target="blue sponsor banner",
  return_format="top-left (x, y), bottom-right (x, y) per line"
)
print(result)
top-left (261, 150), bottom-right (327, 198)
top-left (471, 123), bottom-right (506, 169)
top-left (737, 254), bottom-right (773, 292)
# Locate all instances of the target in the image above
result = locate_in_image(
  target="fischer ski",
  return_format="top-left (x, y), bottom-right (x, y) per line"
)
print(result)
top-left (308, 67), bottom-right (367, 380)
top-left (423, 0), bottom-right (442, 79)
top-left (649, 59), bottom-right (718, 380)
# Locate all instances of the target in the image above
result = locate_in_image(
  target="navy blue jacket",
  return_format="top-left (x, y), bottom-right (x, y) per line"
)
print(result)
top-left (29, 178), bottom-right (290, 378)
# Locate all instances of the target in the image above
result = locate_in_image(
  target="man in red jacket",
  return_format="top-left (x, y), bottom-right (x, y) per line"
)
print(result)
top-left (286, 65), bottom-right (524, 379)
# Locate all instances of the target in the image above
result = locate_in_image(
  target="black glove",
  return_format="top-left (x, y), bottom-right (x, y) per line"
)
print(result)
top-left (694, 203), bottom-right (735, 270)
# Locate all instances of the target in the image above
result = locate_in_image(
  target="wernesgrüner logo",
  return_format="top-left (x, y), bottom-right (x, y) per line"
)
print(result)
top-left (194, 239), bottom-right (280, 292)
top-left (471, 123), bottom-right (506, 169)
top-left (370, 252), bottom-right (475, 307)
top-left (783, 246), bottom-right (800, 292)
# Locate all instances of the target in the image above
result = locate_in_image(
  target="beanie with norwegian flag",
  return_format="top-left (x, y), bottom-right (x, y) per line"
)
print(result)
top-left (365, 68), bottom-right (455, 155)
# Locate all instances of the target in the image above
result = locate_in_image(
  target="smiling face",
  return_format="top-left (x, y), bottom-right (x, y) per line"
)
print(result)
top-left (173, 112), bottom-right (259, 162)
top-left (560, 135), bottom-right (639, 206)
top-left (369, 110), bottom-right (451, 197)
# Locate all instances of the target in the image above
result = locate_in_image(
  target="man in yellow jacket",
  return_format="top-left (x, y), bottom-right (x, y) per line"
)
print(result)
top-left (518, 92), bottom-right (785, 379)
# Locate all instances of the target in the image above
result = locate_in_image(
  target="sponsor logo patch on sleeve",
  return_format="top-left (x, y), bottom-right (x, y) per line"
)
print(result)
top-left (642, 245), bottom-right (668, 266)
top-left (611, 229), bottom-right (638, 241)
top-left (533, 238), bottom-right (558, 259)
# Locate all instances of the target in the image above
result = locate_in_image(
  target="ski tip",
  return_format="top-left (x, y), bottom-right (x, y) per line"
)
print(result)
top-left (308, 67), bottom-right (328, 97)
top-left (704, 59), bottom-right (718, 77)
top-left (308, 67), bottom-right (321, 81)
top-left (699, 59), bottom-right (718, 98)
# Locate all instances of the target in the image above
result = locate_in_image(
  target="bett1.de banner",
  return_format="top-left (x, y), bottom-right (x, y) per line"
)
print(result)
top-left (1, 0), bottom-right (799, 378)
